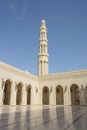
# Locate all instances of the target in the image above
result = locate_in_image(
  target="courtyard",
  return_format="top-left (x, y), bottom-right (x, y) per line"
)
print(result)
top-left (0, 105), bottom-right (87, 130)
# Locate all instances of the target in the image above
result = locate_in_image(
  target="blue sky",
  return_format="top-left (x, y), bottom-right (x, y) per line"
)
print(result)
top-left (0, 0), bottom-right (87, 75)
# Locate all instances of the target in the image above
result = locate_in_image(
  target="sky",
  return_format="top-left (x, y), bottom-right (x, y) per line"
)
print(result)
top-left (0, 0), bottom-right (87, 75)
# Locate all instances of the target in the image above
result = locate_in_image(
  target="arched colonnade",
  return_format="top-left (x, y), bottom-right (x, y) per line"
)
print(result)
top-left (1, 78), bottom-right (87, 105)
top-left (2, 79), bottom-right (32, 105)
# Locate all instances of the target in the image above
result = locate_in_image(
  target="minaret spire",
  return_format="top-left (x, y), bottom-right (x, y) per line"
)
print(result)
top-left (38, 20), bottom-right (49, 75)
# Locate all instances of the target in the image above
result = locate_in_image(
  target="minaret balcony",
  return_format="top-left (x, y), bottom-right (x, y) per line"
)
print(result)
top-left (40, 27), bottom-right (47, 30)
top-left (38, 53), bottom-right (49, 57)
top-left (39, 39), bottom-right (48, 42)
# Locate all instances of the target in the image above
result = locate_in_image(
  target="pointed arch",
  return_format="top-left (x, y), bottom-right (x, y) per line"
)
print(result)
top-left (16, 82), bottom-right (23, 105)
top-left (70, 84), bottom-right (80, 105)
top-left (27, 85), bottom-right (31, 105)
top-left (56, 85), bottom-right (63, 105)
top-left (43, 86), bottom-right (49, 105)
top-left (3, 79), bottom-right (11, 105)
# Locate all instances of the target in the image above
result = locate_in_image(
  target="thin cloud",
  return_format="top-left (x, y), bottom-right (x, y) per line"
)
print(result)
top-left (0, 0), bottom-right (7, 11)
top-left (8, 2), bottom-right (15, 11)
top-left (7, 0), bottom-right (16, 11)
top-left (7, 0), bottom-right (28, 20)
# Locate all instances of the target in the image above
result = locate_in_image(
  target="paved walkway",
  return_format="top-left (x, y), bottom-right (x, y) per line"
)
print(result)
top-left (0, 105), bottom-right (87, 130)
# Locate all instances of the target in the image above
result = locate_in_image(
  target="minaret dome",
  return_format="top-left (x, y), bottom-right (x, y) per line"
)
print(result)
top-left (41, 20), bottom-right (46, 27)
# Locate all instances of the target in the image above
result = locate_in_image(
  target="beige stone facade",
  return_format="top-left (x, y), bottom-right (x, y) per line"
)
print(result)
top-left (0, 20), bottom-right (87, 106)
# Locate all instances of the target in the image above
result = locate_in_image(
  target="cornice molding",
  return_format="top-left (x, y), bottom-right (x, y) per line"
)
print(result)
top-left (0, 61), bottom-right (38, 80)
top-left (38, 69), bottom-right (87, 80)
top-left (0, 61), bottom-right (87, 81)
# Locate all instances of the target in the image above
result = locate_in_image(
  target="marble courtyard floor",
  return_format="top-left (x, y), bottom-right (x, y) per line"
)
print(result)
top-left (0, 105), bottom-right (87, 130)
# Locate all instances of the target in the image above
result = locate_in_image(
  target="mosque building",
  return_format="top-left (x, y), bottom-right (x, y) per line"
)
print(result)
top-left (0, 20), bottom-right (87, 106)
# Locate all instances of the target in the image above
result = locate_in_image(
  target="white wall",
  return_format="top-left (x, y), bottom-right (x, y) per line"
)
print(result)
top-left (0, 62), bottom-right (87, 106)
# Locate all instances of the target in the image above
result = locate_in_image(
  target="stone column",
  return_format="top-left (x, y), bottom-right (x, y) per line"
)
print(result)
top-left (80, 84), bottom-right (85, 105)
top-left (40, 87), bottom-right (43, 105)
top-left (30, 86), bottom-right (35, 105)
top-left (41, 61), bottom-right (44, 75)
top-left (31, 86), bottom-right (39, 105)
top-left (64, 85), bottom-right (67, 105)
top-left (10, 82), bottom-right (17, 105)
top-left (84, 87), bottom-right (87, 105)
top-left (35, 86), bottom-right (39, 105)
top-left (45, 61), bottom-right (48, 74)
top-left (21, 84), bottom-right (27, 105)
top-left (39, 61), bottom-right (41, 75)
top-left (0, 78), bottom-right (4, 105)
top-left (68, 90), bottom-right (72, 105)
top-left (49, 86), bottom-right (56, 105)
top-left (64, 85), bottom-right (71, 105)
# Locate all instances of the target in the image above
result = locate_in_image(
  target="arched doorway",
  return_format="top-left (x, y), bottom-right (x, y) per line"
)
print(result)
top-left (3, 80), bottom-right (11, 105)
top-left (16, 83), bottom-right (22, 105)
top-left (56, 85), bottom-right (63, 105)
top-left (70, 84), bottom-right (80, 105)
top-left (27, 85), bottom-right (31, 105)
top-left (43, 87), bottom-right (49, 105)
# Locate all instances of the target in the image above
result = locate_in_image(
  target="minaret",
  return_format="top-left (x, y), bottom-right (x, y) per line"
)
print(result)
top-left (38, 20), bottom-right (49, 75)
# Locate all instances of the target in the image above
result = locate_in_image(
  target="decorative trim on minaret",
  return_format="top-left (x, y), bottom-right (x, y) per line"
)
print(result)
top-left (38, 20), bottom-right (49, 75)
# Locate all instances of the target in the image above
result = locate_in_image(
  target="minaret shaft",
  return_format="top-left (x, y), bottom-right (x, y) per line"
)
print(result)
top-left (38, 20), bottom-right (49, 75)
